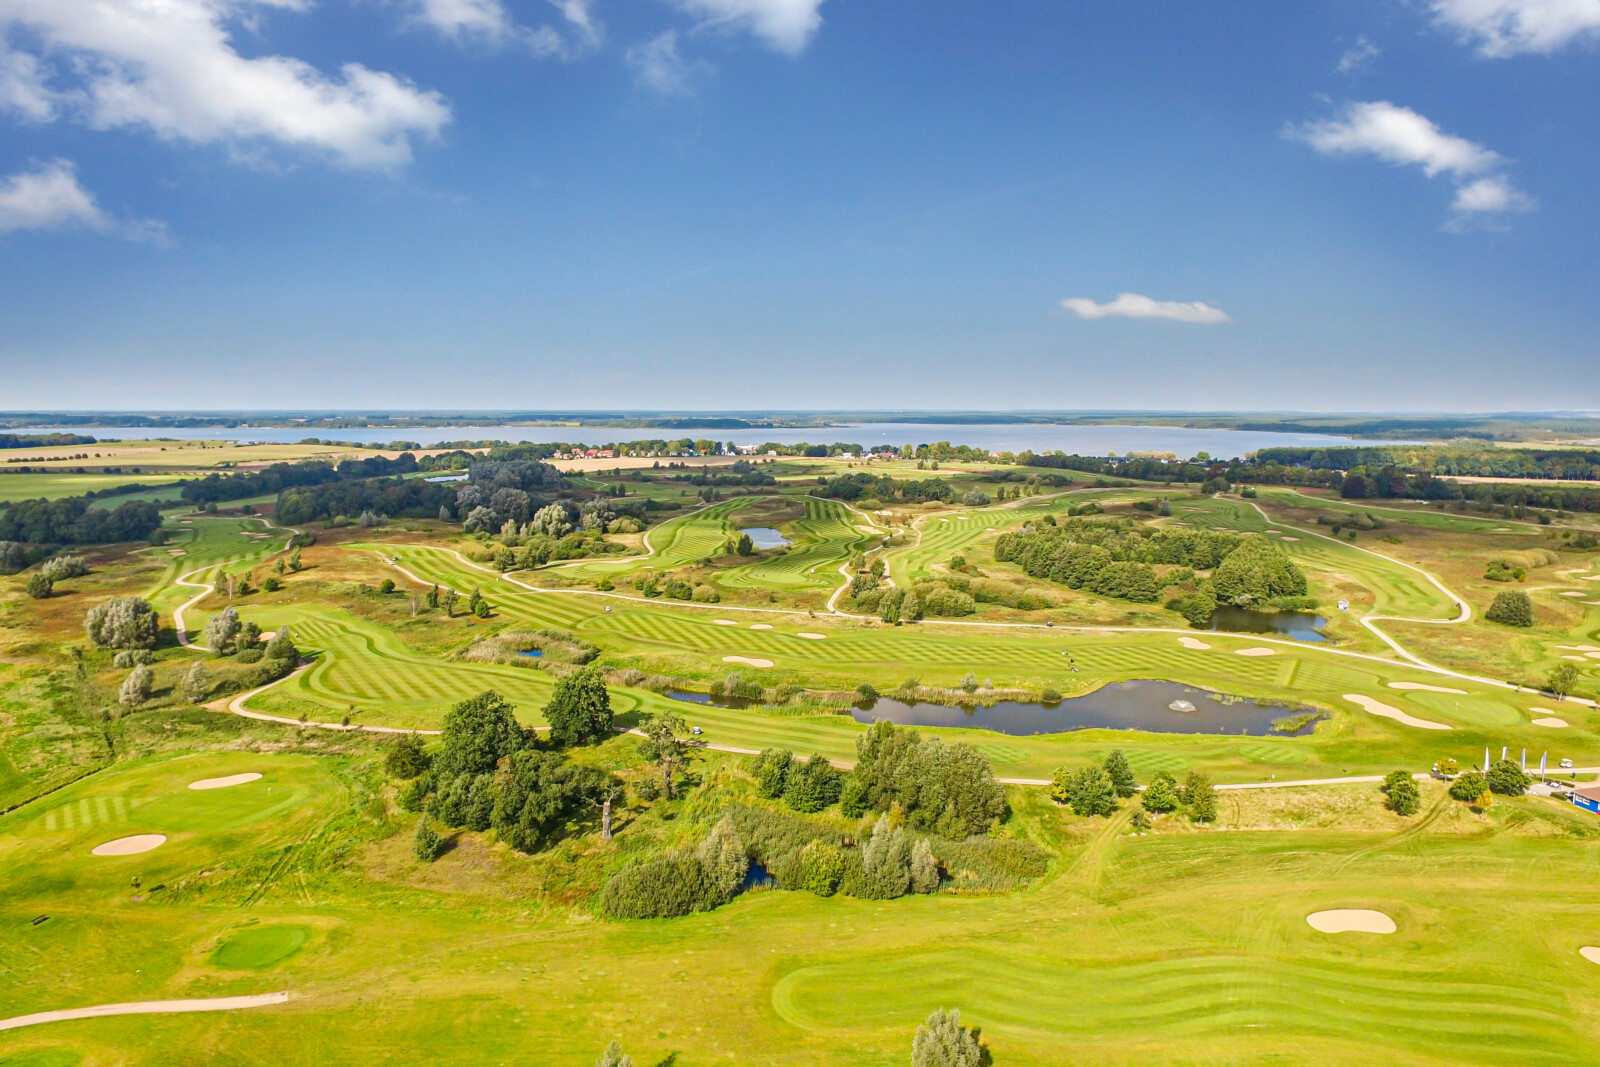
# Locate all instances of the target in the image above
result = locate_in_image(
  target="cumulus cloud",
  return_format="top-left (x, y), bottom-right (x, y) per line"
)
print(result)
top-left (1286, 100), bottom-right (1534, 226)
top-left (1060, 293), bottom-right (1232, 325)
top-left (1431, 0), bottom-right (1600, 56)
top-left (0, 47), bottom-right (57, 121)
top-left (0, 0), bottom-right (451, 170)
top-left (0, 159), bottom-right (167, 243)
top-left (409, 0), bottom-right (598, 55)
top-left (672, 0), bottom-right (827, 54)
top-left (627, 30), bottom-right (706, 96)
top-left (1335, 35), bottom-right (1380, 73)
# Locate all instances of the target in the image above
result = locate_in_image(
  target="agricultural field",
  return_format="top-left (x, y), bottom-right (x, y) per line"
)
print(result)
top-left (3, 461), bottom-right (1600, 1065)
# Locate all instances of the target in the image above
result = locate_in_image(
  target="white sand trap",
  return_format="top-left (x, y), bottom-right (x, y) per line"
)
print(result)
top-left (1532, 717), bottom-right (1568, 728)
top-left (1307, 909), bottom-right (1396, 934)
top-left (797, 632), bottom-right (826, 640)
top-left (1343, 694), bottom-right (1451, 731)
top-left (1561, 591), bottom-right (1586, 598)
top-left (1563, 656), bottom-right (1588, 662)
top-left (712, 619), bottom-right (738, 627)
top-left (167, 549), bottom-right (187, 557)
top-left (1580, 576), bottom-right (1600, 582)
top-left (722, 656), bottom-right (773, 668)
top-left (1388, 682), bottom-right (1466, 694)
top-left (1235, 647), bottom-right (1276, 657)
top-left (1580, 947), bottom-right (1600, 965)
top-left (1177, 636), bottom-right (1211, 650)
top-left (92, 834), bottom-right (167, 856)
top-left (1279, 536), bottom-right (1300, 542)
top-left (189, 772), bottom-right (262, 790)
top-left (749, 623), bottom-right (772, 630)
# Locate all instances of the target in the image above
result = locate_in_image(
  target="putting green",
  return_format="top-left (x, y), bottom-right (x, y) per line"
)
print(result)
top-left (209, 924), bottom-right (312, 970)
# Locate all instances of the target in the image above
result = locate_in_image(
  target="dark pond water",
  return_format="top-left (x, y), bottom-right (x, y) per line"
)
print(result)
top-left (1203, 606), bottom-right (1328, 642)
top-left (742, 860), bottom-right (777, 891)
top-left (740, 527), bottom-right (791, 549)
top-left (669, 683), bottom-right (1321, 737)
top-left (515, 649), bottom-right (543, 658)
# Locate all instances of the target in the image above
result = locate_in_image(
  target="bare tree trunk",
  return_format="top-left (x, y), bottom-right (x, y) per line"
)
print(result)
top-left (601, 796), bottom-right (612, 840)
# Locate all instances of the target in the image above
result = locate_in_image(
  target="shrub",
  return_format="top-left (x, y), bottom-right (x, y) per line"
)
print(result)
top-left (1448, 769), bottom-right (1488, 802)
top-left (118, 664), bottom-right (153, 707)
top-left (782, 753), bottom-right (842, 813)
top-left (1382, 770), bottom-right (1420, 816)
top-left (750, 748), bottom-right (794, 798)
top-left (664, 579), bottom-right (693, 600)
top-left (181, 661), bottom-right (210, 703)
top-left (236, 647), bottom-right (264, 664)
top-left (601, 853), bottom-right (725, 919)
top-left (799, 840), bottom-right (845, 896)
top-left (262, 576), bottom-right (281, 592)
top-left (25, 572), bottom-right (53, 599)
top-left (1040, 686), bottom-right (1061, 703)
top-left (386, 733), bottom-right (431, 779)
top-left (378, 578), bottom-right (395, 594)
top-left (691, 584), bottom-right (720, 603)
top-left (913, 1009), bottom-right (988, 1067)
top-left (413, 819), bottom-right (444, 862)
top-left (1487, 759), bottom-right (1531, 796)
top-left (40, 554), bottom-right (88, 581)
top-left (84, 597), bottom-right (159, 650)
top-left (1485, 591), bottom-right (1533, 627)
top-left (855, 682), bottom-right (878, 702)
top-left (1142, 771), bottom-right (1180, 813)
top-left (473, 598), bottom-right (491, 618)
top-left (1183, 770), bottom-right (1217, 822)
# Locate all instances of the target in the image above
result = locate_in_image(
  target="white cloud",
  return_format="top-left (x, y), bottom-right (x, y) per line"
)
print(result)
top-left (1286, 99), bottom-right (1535, 227)
top-left (0, 46), bottom-right (58, 121)
top-left (0, 0), bottom-right (451, 170)
top-left (0, 159), bottom-right (167, 243)
top-left (409, 0), bottom-right (597, 55)
top-left (1060, 293), bottom-right (1232, 325)
top-left (1431, 0), bottom-right (1600, 57)
top-left (1335, 35), bottom-right (1380, 73)
top-left (1287, 100), bottom-right (1499, 177)
top-left (1452, 174), bottom-right (1537, 213)
top-left (627, 30), bottom-right (705, 96)
top-left (672, 0), bottom-right (827, 54)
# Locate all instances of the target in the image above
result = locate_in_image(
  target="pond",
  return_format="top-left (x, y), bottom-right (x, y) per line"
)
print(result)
top-left (515, 649), bottom-right (543, 658)
top-left (669, 683), bottom-right (1322, 737)
top-left (740, 527), bottom-right (791, 549)
top-left (1203, 606), bottom-right (1328, 642)
top-left (850, 680), bottom-right (1321, 737)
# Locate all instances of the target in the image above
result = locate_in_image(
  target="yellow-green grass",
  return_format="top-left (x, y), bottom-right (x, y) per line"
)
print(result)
top-left (3, 754), bottom-right (1599, 1065)
top-left (547, 499), bottom-right (749, 582)
top-left (210, 565), bottom-right (1600, 781)
top-left (142, 516), bottom-right (289, 616)
top-left (718, 499), bottom-right (876, 593)
top-left (0, 473), bottom-right (190, 505)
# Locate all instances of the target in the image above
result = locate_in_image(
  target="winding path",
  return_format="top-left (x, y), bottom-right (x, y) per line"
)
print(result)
top-left (0, 992), bottom-right (289, 1032)
top-left (172, 516), bottom-right (300, 650)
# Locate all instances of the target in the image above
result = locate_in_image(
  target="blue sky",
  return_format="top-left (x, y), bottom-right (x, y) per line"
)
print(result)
top-left (1, 0), bottom-right (1597, 411)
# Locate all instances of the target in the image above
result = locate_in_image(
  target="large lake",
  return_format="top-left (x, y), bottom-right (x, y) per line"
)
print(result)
top-left (11, 422), bottom-right (1414, 460)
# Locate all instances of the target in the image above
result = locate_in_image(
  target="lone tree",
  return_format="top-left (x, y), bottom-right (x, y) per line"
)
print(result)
top-left (1485, 591), bottom-right (1533, 628)
top-left (595, 1041), bottom-right (633, 1067)
top-left (1183, 770), bottom-right (1218, 823)
top-left (1487, 759), bottom-right (1531, 796)
top-left (912, 1008), bottom-right (989, 1067)
top-left (204, 606), bottom-right (242, 655)
top-left (436, 690), bottom-right (526, 778)
top-left (734, 533), bottom-right (755, 556)
top-left (639, 710), bottom-right (689, 799)
top-left (1548, 662), bottom-right (1579, 700)
top-left (85, 597), bottom-right (159, 650)
top-left (413, 818), bottom-right (444, 862)
top-left (181, 661), bottom-right (210, 704)
top-left (543, 666), bottom-right (614, 747)
top-left (1448, 769), bottom-right (1489, 803)
top-left (119, 664), bottom-right (153, 707)
top-left (1382, 770), bottom-right (1420, 816)
top-left (25, 572), bottom-right (52, 599)
top-left (1103, 749), bottom-right (1138, 798)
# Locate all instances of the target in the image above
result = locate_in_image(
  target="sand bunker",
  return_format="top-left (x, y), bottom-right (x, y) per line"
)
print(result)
top-left (1344, 694), bottom-right (1451, 730)
top-left (1532, 717), bottom-right (1568, 728)
top-left (1307, 909), bottom-right (1396, 934)
top-left (92, 834), bottom-right (167, 856)
top-left (797, 633), bottom-right (826, 640)
top-left (1561, 591), bottom-right (1586, 598)
top-left (167, 549), bottom-right (187, 557)
top-left (749, 623), bottom-right (773, 630)
top-left (722, 656), bottom-right (773, 668)
top-left (1563, 656), bottom-right (1587, 662)
top-left (1177, 636), bottom-right (1211, 650)
top-left (1235, 647), bottom-right (1276, 657)
top-left (189, 773), bottom-right (263, 791)
top-left (1580, 947), bottom-right (1600, 965)
top-left (712, 619), bottom-right (738, 627)
top-left (1279, 536), bottom-right (1300, 542)
top-left (1388, 682), bottom-right (1466, 695)
top-left (1558, 644), bottom-right (1600, 652)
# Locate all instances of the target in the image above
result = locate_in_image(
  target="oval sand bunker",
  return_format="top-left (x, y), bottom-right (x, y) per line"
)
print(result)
top-left (1532, 717), bottom-right (1568, 728)
top-left (1235, 647), bottom-right (1276, 657)
top-left (1177, 636), bottom-right (1211, 650)
top-left (749, 623), bottom-right (773, 630)
top-left (93, 834), bottom-right (167, 856)
top-left (1306, 909), bottom-right (1396, 934)
top-left (189, 773), bottom-right (263, 790)
top-left (1580, 947), bottom-right (1600, 965)
top-left (797, 633), bottom-right (826, 640)
top-left (722, 655), bottom-right (774, 668)
top-left (712, 619), bottom-right (738, 627)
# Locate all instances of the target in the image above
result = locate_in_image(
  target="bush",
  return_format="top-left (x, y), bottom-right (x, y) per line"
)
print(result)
top-left (119, 664), bottom-right (153, 707)
top-left (783, 753), bottom-right (842, 813)
top-left (1448, 769), bottom-right (1488, 802)
top-left (1050, 765), bottom-right (1117, 817)
top-left (799, 840), bottom-right (845, 896)
top-left (1183, 770), bottom-right (1217, 822)
top-left (85, 597), bottom-right (159, 650)
top-left (25, 572), bottom-right (53, 599)
top-left (262, 576), bottom-right (281, 592)
top-left (1142, 770), bottom-right (1180, 813)
top-left (1382, 770), bottom-right (1420, 816)
top-left (855, 682), bottom-right (879, 702)
top-left (1487, 759), bottom-right (1531, 796)
top-left (413, 819), bottom-right (444, 862)
top-left (40, 554), bottom-right (89, 581)
top-left (750, 748), bottom-right (794, 798)
top-left (691, 584), bottom-right (720, 603)
top-left (1485, 591), bottom-right (1533, 627)
top-left (386, 733), bottom-right (431, 779)
top-left (601, 853), bottom-right (726, 919)
top-left (236, 647), bottom-right (264, 664)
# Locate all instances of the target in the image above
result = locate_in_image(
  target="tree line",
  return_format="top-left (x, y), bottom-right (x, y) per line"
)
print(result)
top-left (0, 496), bottom-right (162, 548)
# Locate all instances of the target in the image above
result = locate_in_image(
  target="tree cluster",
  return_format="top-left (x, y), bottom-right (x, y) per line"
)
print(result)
top-left (842, 722), bottom-right (1007, 837)
top-left (0, 497), bottom-right (162, 546)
